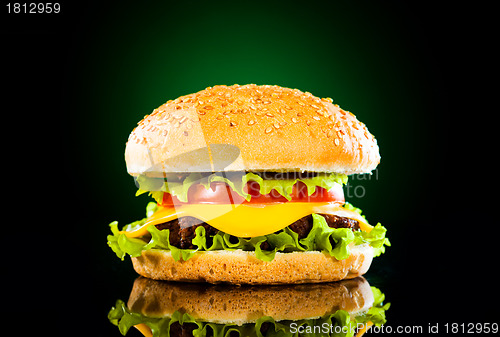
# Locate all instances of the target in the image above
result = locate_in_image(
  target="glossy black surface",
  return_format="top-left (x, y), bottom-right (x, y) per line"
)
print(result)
top-left (108, 276), bottom-right (387, 337)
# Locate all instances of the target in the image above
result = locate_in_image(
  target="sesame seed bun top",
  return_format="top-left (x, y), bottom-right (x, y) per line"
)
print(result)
top-left (125, 84), bottom-right (380, 176)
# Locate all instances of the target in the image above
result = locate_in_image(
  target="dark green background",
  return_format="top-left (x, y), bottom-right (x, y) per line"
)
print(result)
top-left (71, 2), bottom-right (452, 334)
top-left (72, 0), bottom-right (443, 225)
top-left (3, 1), bottom-right (467, 336)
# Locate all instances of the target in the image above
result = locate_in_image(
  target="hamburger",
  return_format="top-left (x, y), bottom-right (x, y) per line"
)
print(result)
top-left (107, 84), bottom-right (389, 284)
top-left (108, 277), bottom-right (390, 337)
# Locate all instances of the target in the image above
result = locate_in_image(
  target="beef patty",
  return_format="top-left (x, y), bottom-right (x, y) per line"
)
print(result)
top-left (154, 214), bottom-right (360, 250)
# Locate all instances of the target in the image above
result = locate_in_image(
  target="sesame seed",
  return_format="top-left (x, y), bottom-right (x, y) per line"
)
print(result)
top-left (271, 93), bottom-right (279, 98)
top-left (197, 110), bottom-right (206, 115)
top-left (263, 100), bottom-right (271, 104)
top-left (334, 138), bottom-right (340, 146)
top-left (298, 101), bottom-right (305, 106)
top-left (183, 131), bottom-right (189, 136)
top-left (179, 116), bottom-right (188, 124)
top-left (306, 120), bottom-right (311, 126)
top-left (316, 110), bottom-right (324, 116)
top-left (237, 100), bottom-right (243, 105)
top-left (203, 105), bottom-right (214, 110)
top-left (291, 117), bottom-right (298, 123)
top-left (285, 105), bottom-right (293, 110)
top-left (311, 104), bottom-right (320, 109)
top-left (216, 115), bottom-right (223, 120)
top-left (321, 97), bottom-right (333, 103)
top-left (248, 120), bottom-right (256, 125)
top-left (297, 112), bottom-right (304, 117)
top-left (265, 126), bottom-right (273, 134)
top-left (266, 113), bottom-right (274, 117)
top-left (327, 130), bottom-right (334, 138)
top-left (312, 116), bottom-right (321, 121)
top-left (230, 121), bottom-right (238, 126)
top-left (273, 122), bottom-right (280, 129)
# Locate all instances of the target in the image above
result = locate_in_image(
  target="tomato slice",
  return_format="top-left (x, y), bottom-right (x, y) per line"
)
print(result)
top-left (160, 181), bottom-right (344, 206)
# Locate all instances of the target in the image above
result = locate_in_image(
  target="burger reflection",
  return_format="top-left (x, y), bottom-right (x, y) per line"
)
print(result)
top-left (109, 277), bottom-right (389, 337)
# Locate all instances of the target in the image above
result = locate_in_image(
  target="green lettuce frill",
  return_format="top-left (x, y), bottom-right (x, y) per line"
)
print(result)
top-left (107, 202), bottom-right (390, 262)
top-left (135, 172), bottom-right (348, 203)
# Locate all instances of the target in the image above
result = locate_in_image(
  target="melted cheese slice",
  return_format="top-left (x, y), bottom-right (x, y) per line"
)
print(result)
top-left (122, 202), bottom-right (373, 238)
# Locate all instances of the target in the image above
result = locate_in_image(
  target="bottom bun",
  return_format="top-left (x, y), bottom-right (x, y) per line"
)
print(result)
top-left (131, 244), bottom-right (373, 284)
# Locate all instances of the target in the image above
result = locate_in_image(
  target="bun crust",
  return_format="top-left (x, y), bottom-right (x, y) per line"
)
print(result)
top-left (127, 277), bottom-right (374, 325)
top-left (125, 84), bottom-right (380, 176)
top-left (131, 244), bottom-right (373, 285)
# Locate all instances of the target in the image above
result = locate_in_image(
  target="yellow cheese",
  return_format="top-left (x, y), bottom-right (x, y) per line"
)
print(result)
top-left (134, 324), bottom-right (152, 337)
top-left (122, 202), bottom-right (372, 238)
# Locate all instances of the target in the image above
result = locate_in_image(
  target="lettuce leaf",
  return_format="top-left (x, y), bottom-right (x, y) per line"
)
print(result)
top-left (107, 222), bottom-right (146, 260)
top-left (135, 172), bottom-right (348, 203)
top-left (343, 202), bottom-right (391, 257)
top-left (108, 286), bottom-right (389, 336)
top-left (354, 223), bottom-right (391, 257)
top-left (107, 202), bottom-right (389, 262)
